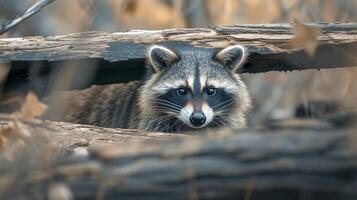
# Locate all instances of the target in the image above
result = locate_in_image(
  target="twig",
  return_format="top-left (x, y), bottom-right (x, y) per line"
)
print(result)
top-left (0, 0), bottom-right (56, 35)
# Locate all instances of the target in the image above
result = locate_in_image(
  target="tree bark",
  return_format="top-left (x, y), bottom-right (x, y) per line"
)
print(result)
top-left (0, 23), bottom-right (356, 73)
top-left (1, 119), bottom-right (357, 200)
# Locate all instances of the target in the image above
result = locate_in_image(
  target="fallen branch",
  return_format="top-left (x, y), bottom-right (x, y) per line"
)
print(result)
top-left (0, 0), bottom-right (56, 35)
top-left (0, 23), bottom-right (356, 73)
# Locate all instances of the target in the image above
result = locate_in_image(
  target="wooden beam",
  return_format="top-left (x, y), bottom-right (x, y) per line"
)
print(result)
top-left (0, 23), bottom-right (356, 73)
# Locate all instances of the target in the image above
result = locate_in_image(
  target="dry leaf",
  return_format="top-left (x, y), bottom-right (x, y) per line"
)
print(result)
top-left (20, 92), bottom-right (48, 119)
top-left (0, 120), bottom-right (16, 149)
top-left (0, 119), bottom-right (31, 160)
top-left (290, 20), bottom-right (321, 57)
top-left (0, 92), bottom-right (48, 159)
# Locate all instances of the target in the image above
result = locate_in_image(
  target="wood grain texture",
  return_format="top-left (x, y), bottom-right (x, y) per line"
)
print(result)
top-left (1, 119), bottom-right (357, 200)
top-left (28, 120), bottom-right (187, 150)
top-left (1, 23), bottom-right (356, 73)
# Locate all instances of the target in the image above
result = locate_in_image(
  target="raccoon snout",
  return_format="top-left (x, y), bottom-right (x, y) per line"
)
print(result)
top-left (190, 112), bottom-right (206, 126)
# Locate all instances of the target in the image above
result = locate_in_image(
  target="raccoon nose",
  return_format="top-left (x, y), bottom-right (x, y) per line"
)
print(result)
top-left (190, 112), bottom-right (206, 126)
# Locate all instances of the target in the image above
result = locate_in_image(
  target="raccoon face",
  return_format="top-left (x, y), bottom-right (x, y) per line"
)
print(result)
top-left (141, 44), bottom-right (250, 131)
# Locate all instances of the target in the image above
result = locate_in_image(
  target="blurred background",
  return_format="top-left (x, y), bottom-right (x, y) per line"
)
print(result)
top-left (0, 0), bottom-right (356, 124)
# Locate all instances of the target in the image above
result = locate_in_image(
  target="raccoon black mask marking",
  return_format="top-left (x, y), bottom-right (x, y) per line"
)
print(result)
top-left (138, 45), bottom-right (251, 132)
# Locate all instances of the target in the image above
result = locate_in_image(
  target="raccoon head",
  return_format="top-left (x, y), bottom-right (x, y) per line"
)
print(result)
top-left (139, 45), bottom-right (251, 132)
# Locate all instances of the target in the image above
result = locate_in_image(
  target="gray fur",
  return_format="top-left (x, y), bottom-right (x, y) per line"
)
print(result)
top-left (45, 81), bottom-right (141, 129)
top-left (139, 45), bottom-right (251, 132)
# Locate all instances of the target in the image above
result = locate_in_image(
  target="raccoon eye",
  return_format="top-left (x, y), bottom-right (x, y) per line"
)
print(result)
top-left (206, 87), bottom-right (216, 96)
top-left (176, 87), bottom-right (188, 96)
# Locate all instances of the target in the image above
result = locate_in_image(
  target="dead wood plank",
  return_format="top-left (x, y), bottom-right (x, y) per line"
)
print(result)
top-left (25, 120), bottom-right (188, 151)
top-left (0, 23), bottom-right (356, 73)
top-left (1, 119), bottom-right (357, 200)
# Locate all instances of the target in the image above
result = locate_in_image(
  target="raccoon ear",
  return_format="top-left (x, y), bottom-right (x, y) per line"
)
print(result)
top-left (215, 45), bottom-right (247, 73)
top-left (147, 45), bottom-right (178, 73)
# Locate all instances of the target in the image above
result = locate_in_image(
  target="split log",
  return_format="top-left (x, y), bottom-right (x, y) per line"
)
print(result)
top-left (1, 119), bottom-right (357, 200)
top-left (1, 23), bottom-right (357, 73)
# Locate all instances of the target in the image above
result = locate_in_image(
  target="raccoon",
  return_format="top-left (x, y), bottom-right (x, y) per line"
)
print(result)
top-left (46, 44), bottom-right (251, 132)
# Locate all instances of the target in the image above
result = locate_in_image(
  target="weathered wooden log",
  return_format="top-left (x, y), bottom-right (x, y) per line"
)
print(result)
top-left (1, 119), bottom-right (357, 200)
top-left (1, 23), bottom-right (357, 73)
top-left (0, 119), bottom-right (186, 151)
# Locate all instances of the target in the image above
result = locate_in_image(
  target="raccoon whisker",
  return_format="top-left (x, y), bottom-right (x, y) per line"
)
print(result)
top-left (210, 120), bottom-right (224, 128)
top-left (177, 121), bottom-right (188, 131)
top-left (154, 104), bottom-right (180, 110)
top-left (217, 94), bottom-right (233, 102)
top-left (213, 113), bottom-right (226, 120)
top-left (212, 99), bottom-right (234, 110)
top-left (214, 115), bottom-right (233, 127)
top-left (169, 121), bottom-right (178, 131)
top-left (153, 109), bottom-right (180, 115)
top-left (155, 101), bottom-right (180, 107)
top-left (146, 115), bottom-right (176, 132)
top-left (214, 118), bottom-right (226, 126)
top-left (154, 103), bottom-right (181, 112)
top-left (215, 106), bottom-right (235, 115)
top-left (216, 104), bottom-right (235, 113)
top-left (167, 97), bottom-right (184, 111)
top-left (209, 118), bottom-right (230, 129)
top-left (170, 119), bottom-right (184, 131)
top-left (160, 116), bottom-right (177, 132)
top-left (157, 117), bottom-right (175, 129)
top-left (212, 97), bottom-right (233, 107)
top-left (156, 102), bottom-right (181, 110)
top-left (155, 115), bottom-right (175, 122)
top-left (172, 117), bottom-right (188, 131)
top-left (217, 99), bottom-right (235, 110)
top-left (152, 108), bottom-right (180, 113)
top-left (214, 96), bottom-right (228, 103)
top-left (155, 104), bottom-right (181, 111)
top-left (211, 97), bottom-right (229, 107)
top-left (155, 99), bottom-right (181, 108)
top-left (214, 112), bottom-right (230, 118)
top-left (155, 103), bottom-right (180, 109)
top-left (207, 120), bottom-right (219, 128)
top-left (155, 105), bottom-right (181, 113)
top-left (168, 96), bottom-right (180, 104)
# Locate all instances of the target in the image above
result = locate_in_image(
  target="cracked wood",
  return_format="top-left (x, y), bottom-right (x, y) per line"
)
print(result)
top-left (0, 23), bottom-right (356, 73)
